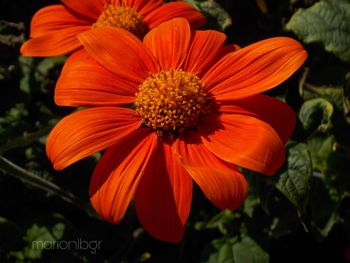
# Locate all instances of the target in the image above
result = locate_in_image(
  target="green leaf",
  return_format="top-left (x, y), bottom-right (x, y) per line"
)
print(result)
top-left (10, 215), bottom-right (67, 260)
top-left (232, 236), bottom-right (269, 263)
top-left (36, 56), bottom-right (66, 76)
top-left (184, 0), bottom-right (232, 31)
top-left (18, 55), bottom-right (66, 94)
top-left (286, 0), bottom-right (350, 62)
top-left (23, 224), bottom-right (59, 259)
top-left (243, 194), bottom-right (259, 218)
top-left (205, 236), bottom-right (269, 263)
top-left (307, 135), bottom-right (335, 173)
top-left (302, 83), bottom-right (345, 111)
top-left (299, 98), bottom-right (334, 133)
top-left (206, 210), bottom-right (236, 235)
top-left (18, 56), bottom-right (35, 94)
top-left (276, 143), bottom-right (312, 212)
top-left (206, 242), bottom-right (234, 263)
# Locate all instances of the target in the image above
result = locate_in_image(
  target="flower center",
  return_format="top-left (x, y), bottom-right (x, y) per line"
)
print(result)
top-left (93, 4), bottom-right (147, 38)
top-left (135, 69), bottom-right (211, 137)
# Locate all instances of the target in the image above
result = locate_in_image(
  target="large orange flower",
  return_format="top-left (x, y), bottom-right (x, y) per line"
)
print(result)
top-left (46, 18), bottom-right (307, 242)
top-left (20, 0), bottom-right (205, 56)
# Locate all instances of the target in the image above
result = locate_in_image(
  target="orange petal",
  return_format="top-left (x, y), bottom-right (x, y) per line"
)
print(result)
top-left (199, 113), bottom-right (285, 175)
top-left (46, 107), bottom-right (142, 170)
top-left (78, 27), bottom-right (159, 83)
top-left (135, 141), bottom-right (192, 243)
top-left (143, 18), bottom-right (191, 70)
top-left (219, 94), bottom-right (296, 144)
top-left (202, 37), bottom-right (307, 100)
top-left (61, 0), bottom-right (104, 19)
top-left (144, 2), bottom-right (206, 29)
top-left (218, 95), bottom-right (295, 173)
top-left (55, 49), bottom-right (137, 107)
top-left (21, 26), bottom-right (87, 57)
top-left (125, 0), bottom-right (162, 16)
top-left (218, 44), bottom-right (241, 58)
top-left (184, 44), bottom-right (239, 76)
top-left (90, 129), bottom-right (157, 224)
top-left (29, 5), bottom-right (90, 38)
top-left (183, 30), bottom-right (226, 76)
top-left (173, 133), bottom-right (248, 210)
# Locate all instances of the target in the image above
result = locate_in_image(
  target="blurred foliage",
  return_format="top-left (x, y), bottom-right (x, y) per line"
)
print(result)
top-left (0, 0), bottom-right (350, 262)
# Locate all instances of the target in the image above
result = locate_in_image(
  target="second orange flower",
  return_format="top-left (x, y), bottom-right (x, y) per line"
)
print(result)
top-left (20, 0), bottom-right (206, 56)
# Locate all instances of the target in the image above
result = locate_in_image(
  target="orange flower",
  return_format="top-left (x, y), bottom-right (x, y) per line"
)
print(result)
top-left (46, 18), bottom-right (307, 242)
top-left (20, 0), bottom-right (205, 57)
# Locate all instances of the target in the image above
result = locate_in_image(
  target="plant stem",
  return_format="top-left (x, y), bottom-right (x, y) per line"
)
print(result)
top-left (0, 156), bottom-right (85, 210)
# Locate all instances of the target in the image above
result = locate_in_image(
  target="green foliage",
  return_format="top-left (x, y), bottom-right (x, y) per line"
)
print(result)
top-left (206, 236), bottom-right (269, 263)
top-left (205, 210), bottom-right (237, 235)
top-left (286, 0), bottom-right (350, 62)
top-left (7, 214), bottom-right (89, 262)
top-left (184, 0), bottom-right (232, 30)
top-left (21, 223), bottom-right (64, 260)
top-left (299, 98), bottom-right (334, 132)
top-left (276, 143), bottom-right (312, 212)
top-left (307, 135), bottom-right (335, 173)
top-left (302, 83), bottom-right (345, 111)
top-left (0, 21), bottom-right (24, 48)
top-left (0, 104), bottom-right (28, 144)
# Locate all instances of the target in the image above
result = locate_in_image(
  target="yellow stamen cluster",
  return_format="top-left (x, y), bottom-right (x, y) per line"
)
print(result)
top-left (93, 4), bottom-right (147, 38)
top-left (135, 69), bottom-right (210, 137)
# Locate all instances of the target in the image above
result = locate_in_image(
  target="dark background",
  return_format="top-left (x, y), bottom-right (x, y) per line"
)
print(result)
top-left (0, 0), bottom-right (349, 262)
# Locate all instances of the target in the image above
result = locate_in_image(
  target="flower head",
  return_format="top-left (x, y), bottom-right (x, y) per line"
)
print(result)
top-left (20, 0), bottom-right (206, 57)
top-left (47, 18), bottom-right (307, 242)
